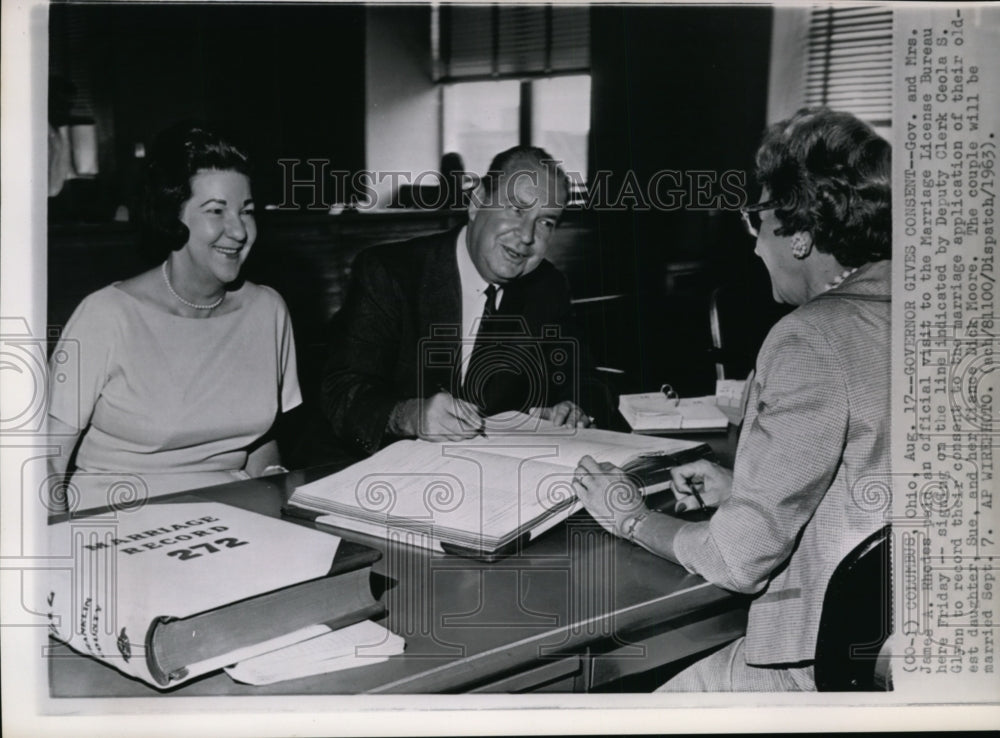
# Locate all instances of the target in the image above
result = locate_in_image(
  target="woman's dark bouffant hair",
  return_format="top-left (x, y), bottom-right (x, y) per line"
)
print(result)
top-left (755, 107), bottom-right (891, 267)
top-left (141, 123), bottom-right (251, 253)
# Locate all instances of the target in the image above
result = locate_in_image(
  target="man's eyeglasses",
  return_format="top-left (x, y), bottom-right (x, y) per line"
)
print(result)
top-left (739, 199), bottom-right (779, 239)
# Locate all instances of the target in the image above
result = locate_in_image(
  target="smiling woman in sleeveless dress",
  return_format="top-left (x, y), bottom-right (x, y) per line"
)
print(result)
top-left (47, 124), bottom-right (301, 512)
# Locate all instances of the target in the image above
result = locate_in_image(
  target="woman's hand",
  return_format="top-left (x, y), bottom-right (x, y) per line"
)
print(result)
top-left (573, 455), bottom-right (647, 538)
top-left (45, 414), bottom-right (83, 513)
top-left (668, 459), bottom-right (733, 512)
top-left (245, 438), bottom-right (283, 477)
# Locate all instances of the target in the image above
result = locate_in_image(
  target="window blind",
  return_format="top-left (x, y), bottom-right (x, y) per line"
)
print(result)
top-left (49, 4), bottom-right (97, 122)
top-left (804, 6), bottom-right (892, 127)
top-left (437, 3), bottom-right (590, 81)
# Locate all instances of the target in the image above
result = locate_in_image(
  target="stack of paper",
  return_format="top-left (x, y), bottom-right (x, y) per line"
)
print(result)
top-left (226, 620), bottom-right (404, 685)
top-left (618, 393), bottom-right (730, 431)
top-left (714, 378), bottom-right (750, 425)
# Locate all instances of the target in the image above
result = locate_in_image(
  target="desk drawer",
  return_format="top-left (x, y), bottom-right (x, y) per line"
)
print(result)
top-left (589, 607), bottom-right (748, 688)
top-left (469, 656), bottom-right (583, 693)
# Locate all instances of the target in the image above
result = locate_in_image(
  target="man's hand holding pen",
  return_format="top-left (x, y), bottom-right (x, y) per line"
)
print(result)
top-left (388, 390), bottom-right (484, 441)
top-left (534, 400), bottom-right (594, 429)
top-left (391, 391), bottom-right (594, 442)
top-left (420, 390), bottom-right (485, 441)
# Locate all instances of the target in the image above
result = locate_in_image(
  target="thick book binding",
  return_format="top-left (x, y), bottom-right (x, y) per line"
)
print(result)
top-left (46, 501), bottom-right (383, 688)
top-left (284, 502), bottom-right (557, 563)
top-left (620, 443), bottom-right (716, 494)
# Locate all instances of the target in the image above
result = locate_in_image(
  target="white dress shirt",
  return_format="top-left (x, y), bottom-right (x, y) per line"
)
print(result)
top-left (455, 226), bottom-right (503, 382)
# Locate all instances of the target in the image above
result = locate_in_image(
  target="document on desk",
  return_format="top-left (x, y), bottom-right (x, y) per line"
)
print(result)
top-left (286, 413), bottom-right (709, 559)
top-left (225, 620), bottom-right (404, 685)
top-left (618, 392), bottom-right (730, 431)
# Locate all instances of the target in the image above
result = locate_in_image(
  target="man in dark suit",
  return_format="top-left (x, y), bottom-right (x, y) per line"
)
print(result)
top-left (321, 146), bottom-right (597, 457)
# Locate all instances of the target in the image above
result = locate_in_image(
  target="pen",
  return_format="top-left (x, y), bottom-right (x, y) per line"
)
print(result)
top-left (689, 487), bottom-right (707, 512)
top-left (439, 384), bottom-right (486, 436)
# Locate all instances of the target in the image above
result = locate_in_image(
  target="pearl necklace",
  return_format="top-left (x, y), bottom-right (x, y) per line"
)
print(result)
top-left (824, 267), bottom-right (859, 292)
top-left (161, 261), bottom-right (224, 310)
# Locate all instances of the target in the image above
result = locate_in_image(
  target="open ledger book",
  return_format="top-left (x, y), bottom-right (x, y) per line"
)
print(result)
top-left (287, 412), bottom-right (711, 560)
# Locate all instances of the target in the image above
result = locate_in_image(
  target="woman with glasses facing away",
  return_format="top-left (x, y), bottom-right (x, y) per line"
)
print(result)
top-left (574, 107), bottom-right (891, 691)
top-left (46, 123), bottom-right (301, 513)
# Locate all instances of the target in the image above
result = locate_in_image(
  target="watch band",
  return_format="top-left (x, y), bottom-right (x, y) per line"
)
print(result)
top-left (621, 510), bottom-right (650, 543)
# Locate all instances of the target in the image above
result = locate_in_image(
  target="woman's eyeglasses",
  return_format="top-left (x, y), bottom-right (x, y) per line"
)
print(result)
top-left (739, 199), bottom-right (779, 239)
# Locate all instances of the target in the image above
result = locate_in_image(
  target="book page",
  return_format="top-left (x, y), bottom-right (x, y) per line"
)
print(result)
top-left (292, 426), bottom-right (704, 546)
top-left (479, 412), bottom-right (705, 466)
top-left (292, 440), bottom-right (578, 543)
top-left (225, 620), bottom-right (404, 685)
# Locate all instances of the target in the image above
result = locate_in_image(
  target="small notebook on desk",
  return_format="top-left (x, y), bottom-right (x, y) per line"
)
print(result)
top-left (286, 412), bottom-right (712, 561)
top-left (619, 392), bottom-right (730, 432)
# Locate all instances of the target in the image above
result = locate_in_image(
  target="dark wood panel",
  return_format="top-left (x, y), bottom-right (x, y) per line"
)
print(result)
top-left (589, 5), bottom-right (777, 393)
top-left (49, 3), bottom-right (368, 222)
top-left (47, 212), bottom-right (460, 331)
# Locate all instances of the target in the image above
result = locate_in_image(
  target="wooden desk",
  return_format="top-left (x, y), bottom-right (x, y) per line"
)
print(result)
top-left (49, 466), bottom-right (747, 695)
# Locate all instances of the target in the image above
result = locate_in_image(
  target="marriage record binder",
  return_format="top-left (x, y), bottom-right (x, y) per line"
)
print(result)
top-left (285, 417), bottom-right (710, 560)
top-left (46, 500), bottom-right (382, 688)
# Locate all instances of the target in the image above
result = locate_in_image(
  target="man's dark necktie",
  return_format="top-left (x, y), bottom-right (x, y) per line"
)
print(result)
top-left (481, 284), bottom-right (499, 320)
top-left (463, 284), bottom-right (503, 413)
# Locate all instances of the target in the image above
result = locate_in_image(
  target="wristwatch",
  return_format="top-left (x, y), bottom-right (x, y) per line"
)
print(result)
top-left (620, 510), bottom-right (650, 543)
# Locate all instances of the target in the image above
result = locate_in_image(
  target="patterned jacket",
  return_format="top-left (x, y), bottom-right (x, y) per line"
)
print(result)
top-left (674, 259), bottom-right (891, 665)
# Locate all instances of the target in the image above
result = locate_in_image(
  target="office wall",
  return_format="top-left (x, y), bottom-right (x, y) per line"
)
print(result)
top-left (50, 3), bottom-right (367, 219)
top-left (365, 4), bottom-right (439, 208)
top-left (590, 5), bottom-right (783, 394)
top-left (48, 3), bottom-right (786, 401)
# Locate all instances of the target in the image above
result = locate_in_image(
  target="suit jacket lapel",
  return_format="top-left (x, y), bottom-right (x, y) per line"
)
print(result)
top-left (416, 229), bottom-right (463, 396)
top-left (420, 229), bottom-right (462, 329)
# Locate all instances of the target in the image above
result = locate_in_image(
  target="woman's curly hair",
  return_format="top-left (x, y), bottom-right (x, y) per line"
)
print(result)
top-left (141, 122), bottom-right (252, 254)
top-left (755, 107), bottom-right (891, 266)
